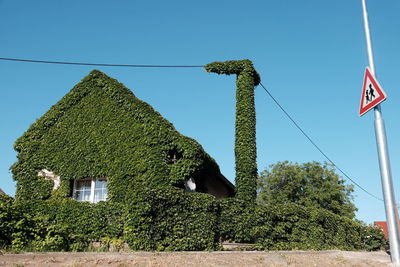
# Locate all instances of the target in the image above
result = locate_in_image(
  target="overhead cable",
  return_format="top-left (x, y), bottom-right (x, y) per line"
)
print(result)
top-left (0, 57), bottom-right (204, 68)
top-left (259, 82), bottom-right (383, 202)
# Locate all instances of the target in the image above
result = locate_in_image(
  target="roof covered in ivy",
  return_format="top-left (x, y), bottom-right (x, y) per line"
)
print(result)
top-left (0, 188), bottom-right (6, 196)
top-left (11, 70), bottom-right (233, 201)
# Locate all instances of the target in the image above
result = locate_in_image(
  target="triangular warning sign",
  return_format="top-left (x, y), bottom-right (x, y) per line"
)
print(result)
top-left (359, 67), bottom-right (387, 116)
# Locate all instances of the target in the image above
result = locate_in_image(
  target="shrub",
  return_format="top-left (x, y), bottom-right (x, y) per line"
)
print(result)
top-left (0, 195), bottom-right (20, 248)
top-left (218, 199), bottom-right (385, 251)
top-left (0, 199), bottom-right (124, 252)
top-left (124, 186), bottom-right (220, 251)
top-left (218, 198), bottom-right (257, 243)
top-left (0, 193), bottom-right (385, 252)
top-left (361, 224), bottom-right (387, 251)
top-left (253, 204), bottom-right (364, 250)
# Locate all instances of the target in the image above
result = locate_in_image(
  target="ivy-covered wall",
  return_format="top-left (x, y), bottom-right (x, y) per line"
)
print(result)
top-left (11, 70), bottom-right (231, 202)
top-left (205, 60), bottom-right (260, 204)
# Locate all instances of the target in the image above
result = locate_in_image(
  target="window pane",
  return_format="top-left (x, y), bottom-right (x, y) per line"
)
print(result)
top-left (76, 180), bottom-right (91, 191)
top-left (75, 189), bottom-right (91, 201)
top-left (83, 189), bottom-right (91, 201)
top-left (94, 189), bottom-right (104, 203)
top-left (75, 190), bottom-right (83, 201)
top-left (75, 180), bottom-right (91, 202)
top-left (95, 180), bottom-right (107, 189)
top-left (93, 180), bottom-right (108, 203)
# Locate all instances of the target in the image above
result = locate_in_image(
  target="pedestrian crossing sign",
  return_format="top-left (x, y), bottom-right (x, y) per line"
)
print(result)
top-left (359, 67), bottom-right (387, 116)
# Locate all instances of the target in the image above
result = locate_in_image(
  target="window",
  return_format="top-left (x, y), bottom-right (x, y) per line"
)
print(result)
top-left (73, 179), bottom-right (107, 203)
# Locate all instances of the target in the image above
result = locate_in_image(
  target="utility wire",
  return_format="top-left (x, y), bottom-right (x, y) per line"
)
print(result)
top-left (259, 82), bottom-right (384, 202)
top-left (0, 57), bottom-right (204, 68)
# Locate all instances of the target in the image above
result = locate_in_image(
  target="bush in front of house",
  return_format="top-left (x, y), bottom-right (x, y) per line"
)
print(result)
top-left (0, 197), bottom-right (123, 252)
top-left (253, 203), bottom-right (365, 250)
top-left (218, 199), bottom-right (386, 251)
top-left (361, 224), bottom-right (388, 251)
top-left (0, 194), bottom-right (19, 248)
top-left (0, 192), bottom-right (386, 252)
top-left (2, 186), bottom-right (221, 252)
top-left (123, 185), bottom-right (220, 251)
top-left (217, 198), bottom-right (258, 243)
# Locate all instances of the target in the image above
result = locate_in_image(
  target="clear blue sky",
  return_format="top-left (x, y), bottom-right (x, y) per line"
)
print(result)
top-left (1, 0), bottom-right (399, 224)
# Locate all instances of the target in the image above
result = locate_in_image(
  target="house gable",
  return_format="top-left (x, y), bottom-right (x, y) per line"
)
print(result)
top-left (11, 70), bottom-right (234, 201)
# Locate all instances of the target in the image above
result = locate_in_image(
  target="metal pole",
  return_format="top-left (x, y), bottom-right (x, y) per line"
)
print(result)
top-left (361, 0), bottom-right (400, 264)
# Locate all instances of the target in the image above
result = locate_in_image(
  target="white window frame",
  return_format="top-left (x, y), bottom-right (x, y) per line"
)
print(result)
top-left (72, 179), bottom-right (107, 203)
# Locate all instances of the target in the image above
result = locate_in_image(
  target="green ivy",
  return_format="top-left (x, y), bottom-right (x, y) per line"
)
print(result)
top-left (205, 60), bottom-right (260, 204)
top-left (11, 70), bottom-right (225, 201)
top-left (3, 67), bottom-right (386, 253)
top-left (218, 199), bottom-right (386, 251)
top-left (252, 203), bottom-right (367, 250)
top-left (124, 186), bottom-right (220, 251)
top-left (7, 69), bottom-right (227, 252)
top-left (218, 198), bottom-right (258, 243)
top-left (0, 198), bottom-right (123, 252)
top-left (0, 194), bottom-right (386, 252)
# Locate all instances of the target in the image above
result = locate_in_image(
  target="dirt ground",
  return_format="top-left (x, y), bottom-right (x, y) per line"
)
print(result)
top-left (0, 250), bottom-right (394, 267)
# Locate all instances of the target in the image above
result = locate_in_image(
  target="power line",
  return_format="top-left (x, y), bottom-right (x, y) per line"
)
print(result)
top-left (258, 82), bottom-right (383, 202)
top-left (0, 57), bottom-right (204, 68)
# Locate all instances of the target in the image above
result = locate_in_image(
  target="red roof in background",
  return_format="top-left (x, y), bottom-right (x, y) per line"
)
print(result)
top-left (374, 221), bottom-right (388, 239)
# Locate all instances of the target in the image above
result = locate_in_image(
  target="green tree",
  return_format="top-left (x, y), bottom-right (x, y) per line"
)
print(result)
top-left (257, 161), bottom-right (357, 219)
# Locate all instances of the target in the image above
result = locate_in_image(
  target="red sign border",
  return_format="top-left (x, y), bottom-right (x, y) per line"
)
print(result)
top-left (359, 67), bottom-right (387, 116)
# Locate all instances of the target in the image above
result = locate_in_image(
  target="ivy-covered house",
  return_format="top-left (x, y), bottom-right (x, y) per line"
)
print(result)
top-left (3, 60), bottom-right (384, 252)
top-left (11, 70), bottom-right (234, 203)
